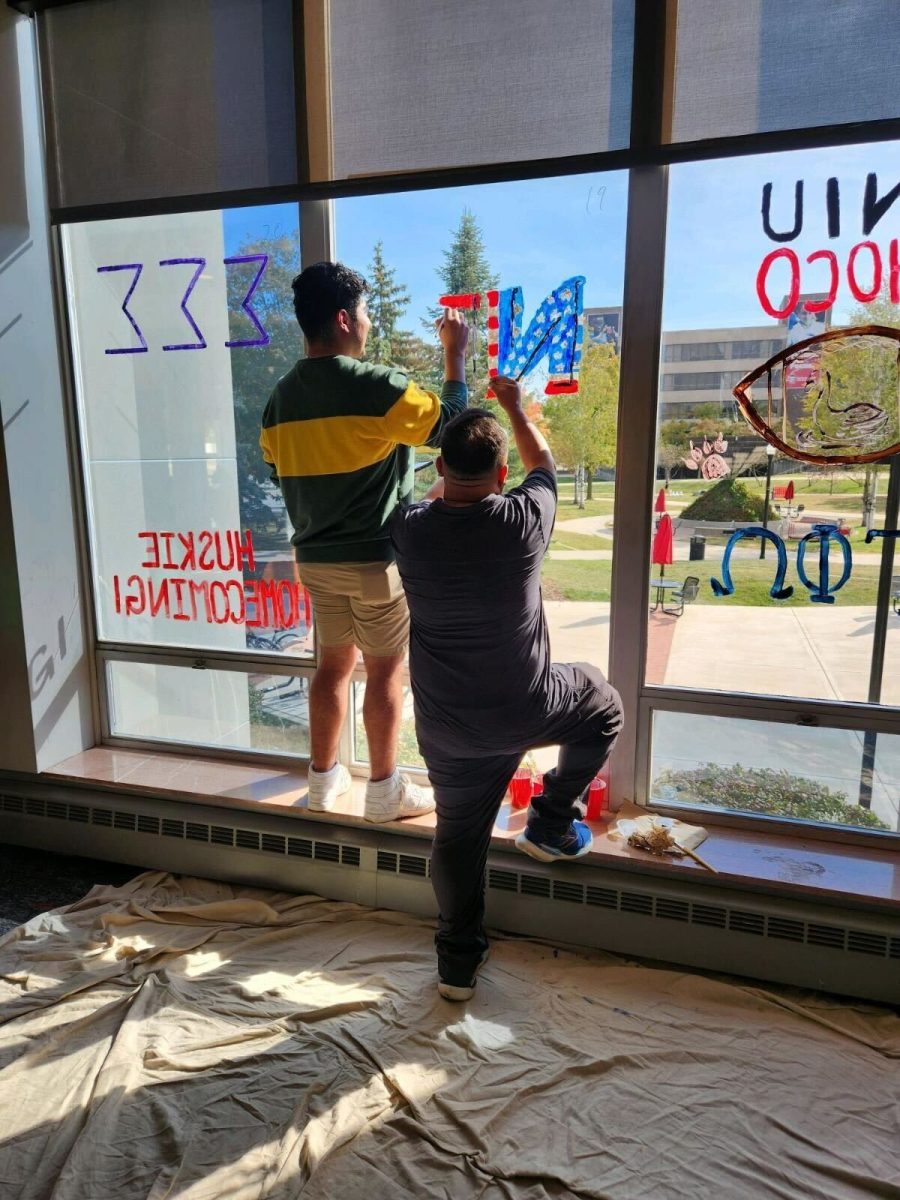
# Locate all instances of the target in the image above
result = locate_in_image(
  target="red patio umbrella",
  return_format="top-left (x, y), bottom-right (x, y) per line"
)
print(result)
top-left (652, 512), bottom-right (674, 576)
top-left (654, 487), bottom-right (667, 513)
top-left (785, 480), bottom-right (795, 501)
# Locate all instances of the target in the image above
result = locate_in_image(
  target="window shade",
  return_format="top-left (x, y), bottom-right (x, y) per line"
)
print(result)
top-left (318, 0), bottom-right (634, 182)
top-left (40, 0), bottom-right (297, 211)
top-left (670, 0), bottom-right (900, 144)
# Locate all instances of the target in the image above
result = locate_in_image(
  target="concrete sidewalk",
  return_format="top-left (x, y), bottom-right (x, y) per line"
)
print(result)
top-left (542, 600), bottom-right (899, 830)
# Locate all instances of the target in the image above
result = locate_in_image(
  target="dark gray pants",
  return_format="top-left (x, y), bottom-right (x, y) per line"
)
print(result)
top-left (420, 663), bottom-right (623, 984)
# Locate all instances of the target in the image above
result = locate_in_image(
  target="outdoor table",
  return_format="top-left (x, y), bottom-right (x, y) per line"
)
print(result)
top-left (649, 578), bottom-right (680, 611)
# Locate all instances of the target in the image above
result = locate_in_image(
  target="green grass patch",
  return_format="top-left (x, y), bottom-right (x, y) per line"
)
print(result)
top-left (550, 531), bottom-right (614, 551)
top-left (541, 557), bottom-right (884, 606)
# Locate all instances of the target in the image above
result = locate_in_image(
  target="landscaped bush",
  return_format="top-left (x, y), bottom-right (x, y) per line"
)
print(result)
top-left (654, 763), bottom-right (889, 829)
top-left (679, 477), bottom-right (775, 523)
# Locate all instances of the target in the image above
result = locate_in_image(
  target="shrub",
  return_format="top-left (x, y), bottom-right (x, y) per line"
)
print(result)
top-left (653, 763), bottom-right (888, 829)
top-left (680, 477), bottom-right (775, 523)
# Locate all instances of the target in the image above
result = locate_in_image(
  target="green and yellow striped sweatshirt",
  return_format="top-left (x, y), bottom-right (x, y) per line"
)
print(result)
top-left (260, 355), bottom-right (467, 563)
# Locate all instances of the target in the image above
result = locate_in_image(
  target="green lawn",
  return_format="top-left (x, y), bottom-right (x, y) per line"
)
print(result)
top-left (554, 498), bottom-right (616, 518)
top-left (550, 531), bottom-right (614, 551)
top-left (541, 557), bottom-right (884, 606)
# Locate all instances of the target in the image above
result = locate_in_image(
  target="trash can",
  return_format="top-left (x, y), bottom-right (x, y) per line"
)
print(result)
top-left (689, 535), bottom-right (706, 561)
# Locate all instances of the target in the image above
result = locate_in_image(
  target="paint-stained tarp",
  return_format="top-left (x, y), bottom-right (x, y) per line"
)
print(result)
top-left (0, 873), bottom-right (897, 1199)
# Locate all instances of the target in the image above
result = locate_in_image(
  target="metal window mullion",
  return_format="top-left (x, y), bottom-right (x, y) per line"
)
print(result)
top-left (299, 198), bottom-right (334, 267)
top-left (642, 686), bottom-right (900, 733)
top-left (97, 643), bottom-right (317, 679)
top-left (48, 225), bottom-right (103, 745)
top-left (607, 164), bottom-right (670, 809)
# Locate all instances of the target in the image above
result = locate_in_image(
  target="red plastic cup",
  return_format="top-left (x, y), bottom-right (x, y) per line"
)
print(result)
top-left (532, 772), bottom-right (544, 797)
top-left (586, 777), bottom-right (608, 820)
top-left (509, 767), bottom-right (533, 810)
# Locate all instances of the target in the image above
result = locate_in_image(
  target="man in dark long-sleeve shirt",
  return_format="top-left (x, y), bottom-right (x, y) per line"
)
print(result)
top-left (261, 262), bottom-right (468, 821)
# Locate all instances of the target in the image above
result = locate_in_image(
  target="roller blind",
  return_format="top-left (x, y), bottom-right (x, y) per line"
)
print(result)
top-left (670, 0), bottom-right (900, 144)
top-left (314, 0), bottom-right (635, 182)
top-left (41, 0), bottom-right (297, 211)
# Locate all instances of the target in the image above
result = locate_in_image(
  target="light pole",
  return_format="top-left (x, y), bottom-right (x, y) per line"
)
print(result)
top-left (760, 443), bottom-right (776, 559)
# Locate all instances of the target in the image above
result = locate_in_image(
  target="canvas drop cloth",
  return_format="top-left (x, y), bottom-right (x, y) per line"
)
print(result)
top-left (0, 872), bottom-right (898, 1200)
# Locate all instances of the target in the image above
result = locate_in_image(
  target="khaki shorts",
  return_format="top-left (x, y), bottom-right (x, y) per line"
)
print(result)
top-left (299, 561), bottom-right (409, 657)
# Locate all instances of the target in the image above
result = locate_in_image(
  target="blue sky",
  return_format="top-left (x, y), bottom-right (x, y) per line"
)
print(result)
top-left (223, 139), bottom-right (900, 336)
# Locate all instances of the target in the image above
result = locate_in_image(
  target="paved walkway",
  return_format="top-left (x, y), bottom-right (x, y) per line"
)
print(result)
top-left (542, 600), bottom-right (899, 830)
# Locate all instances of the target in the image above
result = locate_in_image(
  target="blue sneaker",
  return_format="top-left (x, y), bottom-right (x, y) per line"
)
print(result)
top-left (515, 820), bottom-right (593, 864)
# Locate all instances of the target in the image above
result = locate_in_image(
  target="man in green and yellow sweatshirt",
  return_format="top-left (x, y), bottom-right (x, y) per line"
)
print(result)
top-left (260, 261), bottom-right (468, 821)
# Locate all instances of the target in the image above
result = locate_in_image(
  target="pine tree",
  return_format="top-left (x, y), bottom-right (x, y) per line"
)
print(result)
top-left (365, 241), bottom-right (411, 365)
top-left (430, 209), bottom-right (498, 394)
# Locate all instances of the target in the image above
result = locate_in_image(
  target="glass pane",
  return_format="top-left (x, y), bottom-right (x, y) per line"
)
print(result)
top-left (353, 682), bottom-right (424, 770)
top-left (650, 711), bottom-right (897, 834)
top-left (324, 0), bottom-right (633, 181)
top-left (650, 141), bottom-right (900, 704)
top-left (107, 661), bottom-right (310, 756)
top-left (62, 203), bottom-right (313, 660)
top-left (671, 0), bottom-right (900, 143)
top-left (335, 170), bottom-right (628, 683)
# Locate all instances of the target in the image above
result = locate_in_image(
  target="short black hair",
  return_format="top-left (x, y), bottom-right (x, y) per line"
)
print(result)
top-left (440, 408), bottom-right (508, 478)
top-left (291, 261), bottom-right (368, 343)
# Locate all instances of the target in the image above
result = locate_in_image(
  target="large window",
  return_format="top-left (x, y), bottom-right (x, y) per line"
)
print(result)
top-left (335, 173), bottom-right (628, 770)
top-left (63, 204), bottom-right (314, 755)
top-left (647, 141), bottom-right (900, 834)
top-left (51, 0), bottom-right (900, 845)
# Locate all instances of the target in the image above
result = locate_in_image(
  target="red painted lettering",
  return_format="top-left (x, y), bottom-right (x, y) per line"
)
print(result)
top-left (215, 530), bottom-right (235, 571)
top-left (147, 578), bottom-right (170, 618)
top-left (177, 530), bottom-right (197, 571)
top-left (169, 577), bottom-right (190, 621)
top-left (258, 579), bottom-right (279, 627)
top-left (159, 531), bottom-right (177, 570)
top-left (847, 240), bottom-right (883, 302)
top-left (804, 250), bottom-right (838, 312)
top-left (209, 580), bottom-right (230, 624)
top-left (138, 531), bottom-right (160, 569)
top-left (278, 580), bottom-right (299, 629)
top-left (244, 579), bottom-right (264, 627)
top-left (756, 248), bottom-right (800, 319)
top-left (234, 529), bottom-right (255, 571)
top-left (113, 574), bottom-right (122, 613)
top-left (189, 579), bottom-right (212, 622)
top-left (225, 579), bottom-right (245, 624)
top-left (124, 575), bottom-right (146, 615)
top-left (196, 530), bottom-right (214, 570)
top-left (890, 239), bottom-right (900, 304)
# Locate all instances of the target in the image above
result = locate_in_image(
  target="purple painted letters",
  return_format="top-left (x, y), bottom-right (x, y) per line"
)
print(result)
top-left (98, 263), bottom-right (148, 355)
top-left (160, 258), bottom-right (207, 351)
top-left (224, 254), bottom-right (270, 348)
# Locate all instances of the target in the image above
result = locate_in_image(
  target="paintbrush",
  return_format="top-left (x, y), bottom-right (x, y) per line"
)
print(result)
top-left (627, 827), bottom-right (718, 874)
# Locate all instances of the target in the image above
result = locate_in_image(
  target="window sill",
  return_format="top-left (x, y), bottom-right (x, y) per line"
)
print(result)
top-left (42, 747), bottom-right (899, 912)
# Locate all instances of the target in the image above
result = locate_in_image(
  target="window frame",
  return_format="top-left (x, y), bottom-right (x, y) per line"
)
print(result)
top-left (46, 0), bottom-right (900, 845)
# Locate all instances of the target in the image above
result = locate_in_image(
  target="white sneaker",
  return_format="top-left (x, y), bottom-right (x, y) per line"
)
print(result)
top-left (307, 763), bottom-right (352, 813)
top-left (364, 771), bottom-right (435, 823)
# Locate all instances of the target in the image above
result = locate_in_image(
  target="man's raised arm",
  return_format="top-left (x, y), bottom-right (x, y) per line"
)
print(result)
top-left (490, 376), bottom-right (555, 476)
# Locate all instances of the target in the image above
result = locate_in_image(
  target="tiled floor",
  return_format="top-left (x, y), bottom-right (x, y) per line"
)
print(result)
top-left (45, 748), bottom-right (900, 909)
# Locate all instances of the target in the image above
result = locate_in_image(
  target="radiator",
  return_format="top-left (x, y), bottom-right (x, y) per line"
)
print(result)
top-left (1, 783), bottom-right (896, 1004)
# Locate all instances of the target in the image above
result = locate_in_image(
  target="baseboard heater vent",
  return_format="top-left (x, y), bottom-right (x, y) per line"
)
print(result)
top-left (3, 789), bottom-right (897, 1003)
top-left (0, 793), bottom-right (363, 872)
top-left (488, 865), bottom-right (900, 962)
top-left (377, 850), bottom-right (430, 878)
